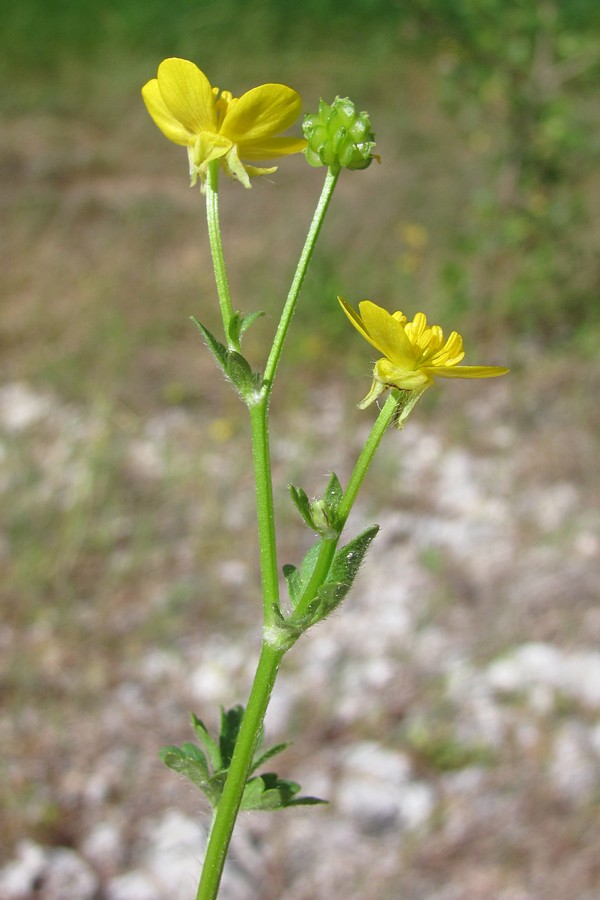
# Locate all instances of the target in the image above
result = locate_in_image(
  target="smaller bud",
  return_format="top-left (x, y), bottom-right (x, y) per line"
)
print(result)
top-left (303, 97), bottom-right (377, 171)
top-left (309, 498), bottom-right (336, 538)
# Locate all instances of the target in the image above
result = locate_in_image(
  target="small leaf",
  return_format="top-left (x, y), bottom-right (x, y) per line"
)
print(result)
top-left (219, 705), bottom-right (245, 767)
top-left (307, 525), bottom-right (380, 626)
top-left (323, 472), bottom-right (343, 518)
top-left (282, 563), bottom-right (302, 606)
top-left (241, 773), bottom-right (326, 811)
top-left (225, 350), bottom-right (256, 399)
top-left (250, 741), bottom-right (291, 775)
top-left (191, 713), bottom-right (222, 772)
top-left (159, 745), bottom-right (220, 803)
top-left (228, 310), bottom-right (265, 346)
top-left (238, 310), bottom-right (265, 340)
top-left (311, 581), bottom-right (347, 620)
top-left (191, 318), bottom-right (228, 372)
top-left (289, 484), bottom-right (315, 531)
top-left (299, 541), bottom-right (323, 585)
top-left (328, 525), bottom-right (379, 594)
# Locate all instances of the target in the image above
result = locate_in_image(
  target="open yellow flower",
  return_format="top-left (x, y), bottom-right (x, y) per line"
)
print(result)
top-left (142, 58), bottom-right (307, 188)
top-left (339, 298), bottom-right (509, 407)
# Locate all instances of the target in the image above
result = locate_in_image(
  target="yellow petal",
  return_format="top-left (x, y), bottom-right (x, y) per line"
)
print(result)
top-left (142, 79), bottom-right (194, 146)
top-left (235, 136), bottom-right (307, 160)
top-left (339, 297), bottom-right (377, 345)
top-left (430, 331), bottom-right (465, 366)
top-left (429, 365), bottom-right (510, 379)
top-left (357, 301), bottom-right (417, 368)
top-left (221, 83), bottom-right (302, 143)
top-left (156, 58), bottom-right (217, 135)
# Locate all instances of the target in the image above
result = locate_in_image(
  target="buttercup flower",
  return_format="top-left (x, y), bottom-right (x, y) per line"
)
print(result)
top-left (339, 298), bottom-right (509, 407)
top-left (142, 58), bottom-right (307, 188)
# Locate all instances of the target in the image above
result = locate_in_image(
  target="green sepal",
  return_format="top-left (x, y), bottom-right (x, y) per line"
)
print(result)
top-left (241, 773), bottom-right (326, 811)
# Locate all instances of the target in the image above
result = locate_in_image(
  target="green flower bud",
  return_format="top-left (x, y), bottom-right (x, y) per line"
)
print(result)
top-left (303, 97), bottom-right (377, 171)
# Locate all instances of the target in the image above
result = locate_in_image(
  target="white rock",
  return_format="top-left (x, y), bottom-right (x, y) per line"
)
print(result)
top-left (549, 724), bottom-right (597, 802)
top-left (486, 642), bottom-right (600, 711)
top-left (37, 848), bottom-right (98, 900)
top-left (0, 383), bottom-right (52, 431)
top-left (81, 821), bottom-right (124, 875)
top-left (337, 741), bottom-right (435, 832)
top-left (0, 841), bottom-right (46, 900)
top-left (106, 870), bottom-right (161, 900)
top-left (143, 809), bottom-right (206, 899)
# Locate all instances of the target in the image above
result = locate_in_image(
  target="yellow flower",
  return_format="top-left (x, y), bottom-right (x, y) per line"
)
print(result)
top-left (339, 298), bottom-right (509, 407)
top-left (142, 58), bottom-right (307, 189)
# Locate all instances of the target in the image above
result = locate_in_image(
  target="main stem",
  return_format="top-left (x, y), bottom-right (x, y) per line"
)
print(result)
top-left (195, 640), bottom-right (284, 900)
top-left (196, 166), bottom-right (342, 899)
top-left (249, 400), bottom-right (280, 628)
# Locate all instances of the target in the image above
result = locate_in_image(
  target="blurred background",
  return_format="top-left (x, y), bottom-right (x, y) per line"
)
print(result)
top-left (2, 1), bottom-right (600, 898)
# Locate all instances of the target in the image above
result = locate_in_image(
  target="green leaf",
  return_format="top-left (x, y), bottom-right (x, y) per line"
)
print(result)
top-left (224, 350), bottom-right (257, 399)
top-left (191, 317), bottom-right (258, 401)
top-left (238, 310), bottom-right (265, 340)
top-left (289, 483), bottom-right (315, 530)
top-left (228, 310), bottom-right (265, 346)
top-left (323, 472), bottom-right (343, 518)
top-left (191, 317), bottom-right (228, 372)
top-left (241, 773), bottom-right (326, 811)
top-left (191, 713), bottom-right (222, 772)
top-left (299, 540), bottom-right (323, 584)
top-left (159, 744), bottom-right (220, 804)
top-left (219, 705), bottom-right (245, 767)
top-left (310, 581), bottom-right (348, 619)
top-left (282, 563), bottom-right (302, 606)
top-left (309, 525), bottom-right (379, 625)
top-left (250, 741), bottom-right (291, 775)
top-left (328, 525), bottom-right (379, 594)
